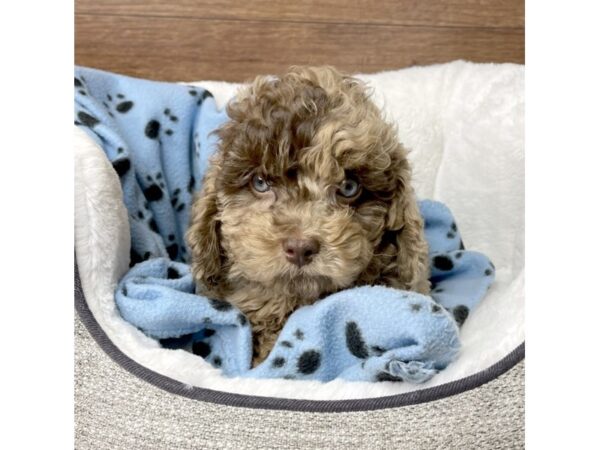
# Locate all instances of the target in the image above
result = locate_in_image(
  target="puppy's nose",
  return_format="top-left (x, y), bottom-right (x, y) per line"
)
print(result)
top-left (282, 238), bottom-right (320, 267)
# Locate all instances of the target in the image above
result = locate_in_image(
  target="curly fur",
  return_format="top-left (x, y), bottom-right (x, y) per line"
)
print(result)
top-left (187, 66), bottom-right (430, 365)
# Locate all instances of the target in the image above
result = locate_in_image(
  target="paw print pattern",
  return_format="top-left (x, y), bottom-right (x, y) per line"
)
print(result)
top-left (103, 93), bottom-right (134, 117)
top-left (192, 341), bottom-right (211, 358)
top-left (115, 94), bottom-right (134, 113)
top-left (131, 201), bottom-right (159, 234)
top-left (148, 218), bottom-right (159, 233)
top-left (343, 320), bottom-right (418, 382)
top-left (170, 188), bottom-right (185, 212)
top-left (143, 173), bottom-right (166, 202)
top-left (143, 108), bottom-right (179, 140)
top-left (74, 77), bottom-right (98, 127)
top-left (484, 261), bottom-right (495, 277)
top-left (188, 87), bottom-right (214, 105)
top-left (452, 305), bottom-right (470, 326)
top-left (263, 322), bottom-right (329, 377)
top-left (135, 209), bottom-right (146, 221)
top-left (297, 350), bottom-right (321, 375)
top-left (271, 357), bottom-right (286, 368)
top-left (76, 111), bottom-right (99, 128)
top-left (345, 321), bottom-right (369, 359)
top-left (145, 120), bottom-right (160, 138)
top-left (144, 117), bottom-right (174, 139)
top-left (167, 244), bottom-right (179, 260)
top-left (165, 233), bottom-right (180, 260)
top-left (111, 158), bottom-right (131, 177)
top-left (130, 248), bottom-right (152, 267)
top-left (162, 109), bottom-right (178, 136)
top-left (432, 255), bottom-right (454, 271)
top-left (74, 76), bottom-right (88, 97)
top-left (446, 222), bottom-right (458, 239)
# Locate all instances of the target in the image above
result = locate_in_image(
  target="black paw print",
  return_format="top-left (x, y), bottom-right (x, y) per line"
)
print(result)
top-left (188, 87), bottom-right (213, 105)
top-left (148, 218), bottom-right (159, 233)
top-left (143, 173), bottom-right (166, 202)
top-left (162, 108), bottom-right (178, 136)
top-left (130, 248), bottom-right (152, 267)
top-left (144, 109), bottom-right (177, 140)
top-left (170, 188), bottom-right (185, 212)
top-left (74, 77), bottom-right (97, 126)
top-left (484, 262), bottom-right (495, 277)
top-left (103, 93), bottom-right (134, 117)
top-left (144, 118), bottom-right (174, 139)
top-left (111, 158), bottom-right (131, 177)
top-left (165, 233), bottom-right (180, 260)
top-left (145, 119), bottom-right (160, 139)
top-left (133, 204), bottom-right (159, 234)
top-left (74, 76), bottom-right (88, 97)
top-left (75, 111), bottom-right (99, 128)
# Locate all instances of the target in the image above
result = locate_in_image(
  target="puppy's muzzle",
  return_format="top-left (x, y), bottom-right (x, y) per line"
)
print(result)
top-left (282, 238), bottom-right (320, 267)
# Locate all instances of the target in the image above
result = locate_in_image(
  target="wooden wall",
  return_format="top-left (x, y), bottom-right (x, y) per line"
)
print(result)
top-left (75, 0), bottom-right (524, 82)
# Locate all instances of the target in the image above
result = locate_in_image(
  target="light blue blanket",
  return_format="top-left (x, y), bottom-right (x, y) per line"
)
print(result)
top-left (75, 67), bottom-right (495, 383)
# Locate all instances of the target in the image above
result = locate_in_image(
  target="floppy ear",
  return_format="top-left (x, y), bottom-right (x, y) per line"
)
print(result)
top-left (367, 160), bottom-right (430, 294)
top-left (384, 184), bottom-right (430, 293)
top-left (186, 156), bottom-right (228, 297)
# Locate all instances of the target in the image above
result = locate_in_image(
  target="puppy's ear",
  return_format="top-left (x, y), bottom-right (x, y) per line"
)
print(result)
top-left (384, 184), bottom-right (430, 293)
top-left (186, 157), bottom-right (227, 297)
top-left (368, 158), bottom-right (430, 294)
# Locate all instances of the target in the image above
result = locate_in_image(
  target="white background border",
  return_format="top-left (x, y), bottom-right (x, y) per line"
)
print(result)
top-left (3, 0), bottom-right (600, 447)
top-left (525, 0), bottom-right (600, 447)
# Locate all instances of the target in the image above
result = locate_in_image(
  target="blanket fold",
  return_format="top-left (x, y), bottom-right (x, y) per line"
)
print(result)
top-left (75, 67), bottom-right (495, 383)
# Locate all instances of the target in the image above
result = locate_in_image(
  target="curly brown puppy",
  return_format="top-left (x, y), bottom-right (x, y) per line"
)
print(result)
top-left (187, 66), bottom-right (430, 366)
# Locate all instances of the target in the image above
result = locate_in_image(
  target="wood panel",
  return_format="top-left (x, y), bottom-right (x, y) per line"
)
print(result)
top-left (76, 0), bottom-right (524, 28)
top-left (75, 14), bottom-right (524, 82)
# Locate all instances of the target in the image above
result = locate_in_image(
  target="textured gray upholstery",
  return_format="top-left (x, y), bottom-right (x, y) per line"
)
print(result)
top-left (75, 305), bottom-right (524, 448)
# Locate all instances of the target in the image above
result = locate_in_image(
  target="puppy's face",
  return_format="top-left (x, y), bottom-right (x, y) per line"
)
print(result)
top-left (217, 145), bottom-right (386, 296)
top-left (188, 67), bottom-right (428, 302)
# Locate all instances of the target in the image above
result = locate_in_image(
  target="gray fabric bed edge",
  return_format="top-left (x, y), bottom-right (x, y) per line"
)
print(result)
top-left (74, 259), bottom-right (524, 413)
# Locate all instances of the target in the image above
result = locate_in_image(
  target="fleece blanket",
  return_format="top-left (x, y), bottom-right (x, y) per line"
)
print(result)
top-left (74, 66), bottom-right (495, 383)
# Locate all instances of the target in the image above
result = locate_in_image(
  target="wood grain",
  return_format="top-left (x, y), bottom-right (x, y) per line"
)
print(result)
top-left (76, 0), bottom-right (524, 28)
top-left (75, 14), bottom-right (524, 82)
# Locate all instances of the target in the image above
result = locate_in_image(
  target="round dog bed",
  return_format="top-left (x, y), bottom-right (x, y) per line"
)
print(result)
top-left (74, 61), bottom-right (524, 447)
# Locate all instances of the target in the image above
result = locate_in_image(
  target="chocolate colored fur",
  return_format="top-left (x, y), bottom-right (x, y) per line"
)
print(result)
top-left (187, 66), bottom-right (429, 365)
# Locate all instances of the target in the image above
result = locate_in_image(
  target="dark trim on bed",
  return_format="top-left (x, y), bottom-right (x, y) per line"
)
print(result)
top-left (75, 261), bottom-right (525, 413)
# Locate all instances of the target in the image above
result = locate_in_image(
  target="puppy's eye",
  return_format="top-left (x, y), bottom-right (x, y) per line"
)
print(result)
top-left (337, 178), bottom-right (361, 199)
top-left (251, 174), bottom-right (270, 193)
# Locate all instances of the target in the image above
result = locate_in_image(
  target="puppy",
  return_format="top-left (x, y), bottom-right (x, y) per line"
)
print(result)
top-left (187, 66), bottom-right (430, 366)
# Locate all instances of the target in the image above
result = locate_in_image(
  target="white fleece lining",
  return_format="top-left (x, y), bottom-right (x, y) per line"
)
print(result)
top-left (74, 61), bottom-right (524, 400)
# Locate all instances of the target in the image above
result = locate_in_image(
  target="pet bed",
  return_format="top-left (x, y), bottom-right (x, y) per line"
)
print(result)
top-left (75, 60), bottom-right (524, 447)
